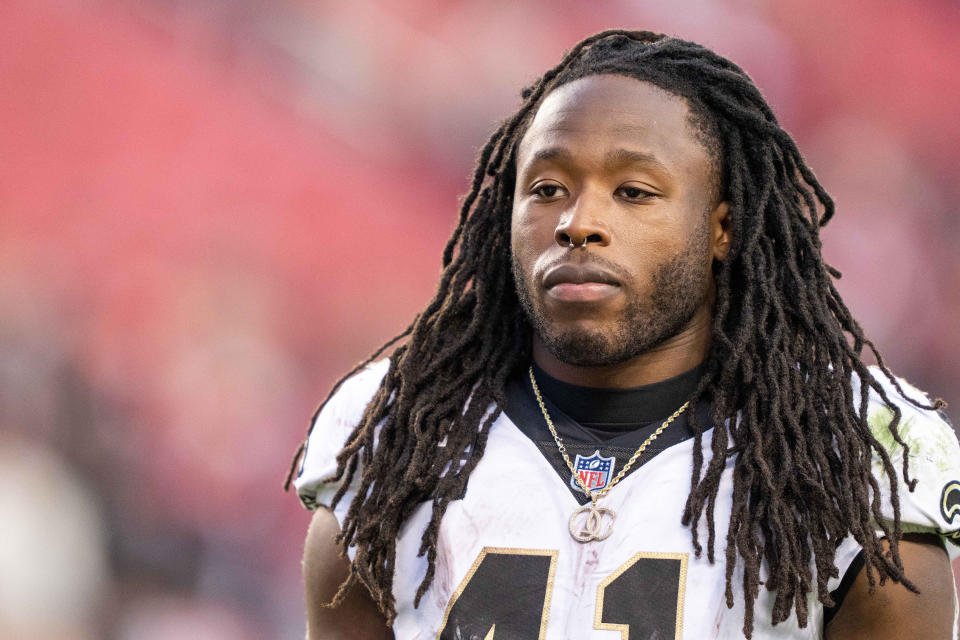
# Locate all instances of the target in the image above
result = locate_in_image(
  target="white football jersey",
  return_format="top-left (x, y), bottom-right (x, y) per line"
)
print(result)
top-left (295, 360), bottom-right (960, 639)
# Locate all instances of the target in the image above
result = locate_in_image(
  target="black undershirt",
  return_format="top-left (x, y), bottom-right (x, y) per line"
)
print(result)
top-left (502, 361), bottom-right (862, 629)
top-left (502, 364), bottom-right (712, 501)
top-left (530, 361), bottom-right (703, 439)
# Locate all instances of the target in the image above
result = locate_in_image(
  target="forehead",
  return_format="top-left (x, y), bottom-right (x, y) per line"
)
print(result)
top-left (516, 74), bottom-right (714, 183)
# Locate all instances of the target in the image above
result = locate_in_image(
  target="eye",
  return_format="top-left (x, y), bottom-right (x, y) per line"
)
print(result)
top-left (530, 182), bottom-right (565, 200)
top-left (616, 185), bottom-right (656, 201)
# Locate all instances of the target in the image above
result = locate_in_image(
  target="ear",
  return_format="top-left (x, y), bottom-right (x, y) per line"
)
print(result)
top-left (710, 201), bottom-right (732, 261)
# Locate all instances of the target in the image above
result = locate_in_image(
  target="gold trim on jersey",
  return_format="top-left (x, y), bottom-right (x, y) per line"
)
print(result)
top-left (593, 551), bottom-right (689, 640)
top-left (436, 547), bottom-right (558, 640)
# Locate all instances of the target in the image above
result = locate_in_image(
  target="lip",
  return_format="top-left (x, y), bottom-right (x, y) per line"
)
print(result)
top-left (542, 263), bottom-right (621, 303)
top-left (542, 263), bottom-right (621, 289)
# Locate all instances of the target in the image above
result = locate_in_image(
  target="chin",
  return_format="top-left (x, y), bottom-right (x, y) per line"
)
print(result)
top-left (538, 303), bottom-right (703, 367)
top-left (540, 326), bottom-right (636, 367)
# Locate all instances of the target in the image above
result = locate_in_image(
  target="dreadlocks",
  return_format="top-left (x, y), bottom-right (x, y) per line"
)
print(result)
top-left (284, 29), bottom-right (945, 637)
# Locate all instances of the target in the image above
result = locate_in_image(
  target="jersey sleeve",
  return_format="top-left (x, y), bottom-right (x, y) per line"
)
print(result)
top-left (862, 366), bottom-right (960, 555)
top-left (293, 359), bottom-right (390, 517)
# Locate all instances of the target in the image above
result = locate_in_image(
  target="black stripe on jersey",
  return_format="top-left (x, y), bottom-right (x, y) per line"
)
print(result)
top-left (822, 550), bottom-right (865, 628)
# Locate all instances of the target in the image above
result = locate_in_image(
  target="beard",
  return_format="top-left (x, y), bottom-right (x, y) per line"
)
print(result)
top-left (512, 230), bottom-right (713, 368)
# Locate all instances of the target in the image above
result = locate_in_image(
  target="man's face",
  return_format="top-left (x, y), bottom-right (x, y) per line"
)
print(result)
top-left (511, 74), bottom-right (730, 367)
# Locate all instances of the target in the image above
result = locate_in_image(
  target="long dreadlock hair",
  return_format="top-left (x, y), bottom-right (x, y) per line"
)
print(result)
top-left (284, 30), bottom-right (945, 636)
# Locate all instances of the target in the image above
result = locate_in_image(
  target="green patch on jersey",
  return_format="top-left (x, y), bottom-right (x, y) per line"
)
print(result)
top-left (868, 404), bottom-right (958, 474)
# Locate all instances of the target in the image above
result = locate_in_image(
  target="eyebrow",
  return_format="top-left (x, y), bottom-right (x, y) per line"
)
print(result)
top-left (523, 146), bottom-right (674, 178)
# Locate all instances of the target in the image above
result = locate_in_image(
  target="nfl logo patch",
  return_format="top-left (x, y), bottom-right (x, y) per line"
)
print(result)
top-left (570, 450), bottom-right (616, 494)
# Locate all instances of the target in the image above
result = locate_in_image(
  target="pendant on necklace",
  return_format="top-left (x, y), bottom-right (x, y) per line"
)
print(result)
top-left (568, 502), bottom-right (616, 543)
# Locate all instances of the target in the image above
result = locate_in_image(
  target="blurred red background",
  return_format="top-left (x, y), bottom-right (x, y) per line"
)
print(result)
top-left (2, 0), bottom-right (959, 637)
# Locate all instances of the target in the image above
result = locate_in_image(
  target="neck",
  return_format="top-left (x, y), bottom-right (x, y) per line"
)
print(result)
top-left (532, 306), bottom-right (712, 388)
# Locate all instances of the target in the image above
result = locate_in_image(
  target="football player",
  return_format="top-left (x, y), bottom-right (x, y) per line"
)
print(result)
top-left (287, 30), bottom-right (959, 639)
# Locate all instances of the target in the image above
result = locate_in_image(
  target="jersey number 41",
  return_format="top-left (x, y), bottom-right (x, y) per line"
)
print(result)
top-left (438, 547), bottom-right (688, 639)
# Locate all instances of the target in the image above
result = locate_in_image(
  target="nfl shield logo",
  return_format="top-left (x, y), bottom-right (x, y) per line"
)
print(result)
top-left (570, 450), bottom-right (616, 494)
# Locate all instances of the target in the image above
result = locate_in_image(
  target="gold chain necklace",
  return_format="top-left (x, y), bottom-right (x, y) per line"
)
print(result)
top-left (528, 366), bottom-right (690, 543)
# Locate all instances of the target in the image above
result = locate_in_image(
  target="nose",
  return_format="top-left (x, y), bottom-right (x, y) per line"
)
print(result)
top-left (554, 189), bottom-right (610, 249)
